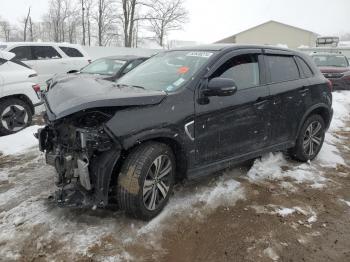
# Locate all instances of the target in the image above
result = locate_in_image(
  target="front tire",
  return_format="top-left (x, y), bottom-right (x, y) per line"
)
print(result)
top-left (289, 114), bottom-right (325, 162)
top-left (0, 98), bottom-right (33, 136)
top-left (117, 142), bottom-right (175, 220)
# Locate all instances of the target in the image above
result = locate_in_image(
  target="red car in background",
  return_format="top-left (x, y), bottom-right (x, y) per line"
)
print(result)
top-left (311, 52), bottom-right (350, 91)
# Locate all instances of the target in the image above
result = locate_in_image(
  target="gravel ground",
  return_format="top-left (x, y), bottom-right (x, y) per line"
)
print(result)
top-left (0, 91), bottom-right (349, 262)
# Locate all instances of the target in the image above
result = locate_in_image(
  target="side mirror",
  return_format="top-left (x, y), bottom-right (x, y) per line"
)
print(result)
top-left (203, 77), bottom-right (237, 97)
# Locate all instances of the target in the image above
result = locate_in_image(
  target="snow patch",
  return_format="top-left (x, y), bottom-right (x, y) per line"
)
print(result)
top-left (263, 247), bottom-right (279, 261)
top-left (340, 199), bottom-right (350, 207)
top-left (0, 125), bottom-right (42, 155)
top-left (138, 176), bottom-right (244, 236)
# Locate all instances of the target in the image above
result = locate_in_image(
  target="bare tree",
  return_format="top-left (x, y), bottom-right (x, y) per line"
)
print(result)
top-left (23, 7), bottom-right (31, 41)
top-left (0, 20), bottom-right (11, 41)
top-left (81, 0), bottom-right (86, 45)
top-left (147, 0), bottom-right (188, 47)
top-left (120, 0), bottom-right (151, 47)
top-left (95, 0), bottom-right (118, 46)
top-left (28, 17), bottom-right (34, 41)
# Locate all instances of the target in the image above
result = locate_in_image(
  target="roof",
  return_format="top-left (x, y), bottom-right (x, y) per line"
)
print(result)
top-left (215, 20), bottom-right (319, 43)
top-left (0, 41), bottom-right (83, 48)
top-left (170, 43), bottom-right (297, 53)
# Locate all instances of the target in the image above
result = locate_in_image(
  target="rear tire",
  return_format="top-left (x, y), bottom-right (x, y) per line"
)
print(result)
top-left (289, 114), bottom-right (325, 162)
top-left (0, 98), bottom-right (32, 136)
top-left (117, 142), bottom-right (175, 220)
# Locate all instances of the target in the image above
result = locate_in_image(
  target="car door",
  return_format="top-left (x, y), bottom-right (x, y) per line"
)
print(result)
top-left (263, 50), bottom-right (306, 145)
top-left (9, 45), bottom-right (63, 85)
top-left (194, 49), bottom-right (271, 166)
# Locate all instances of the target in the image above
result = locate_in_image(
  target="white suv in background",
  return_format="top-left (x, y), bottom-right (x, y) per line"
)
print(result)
top-left (0, 42), bottom-right (91, 86)
top-left (0, 51), bottom-right (41, 135)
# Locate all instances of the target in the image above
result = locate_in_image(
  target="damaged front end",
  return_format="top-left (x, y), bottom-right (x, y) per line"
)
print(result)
top-left (37, 110), bottom-right (121, 208)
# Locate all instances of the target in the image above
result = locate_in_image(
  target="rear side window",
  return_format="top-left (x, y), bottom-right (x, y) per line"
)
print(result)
top-left (295, 56), bottom-right (313, 78)
top-left (10, 46), bottom-right (33, 61)
top-left (266, 55), bottom-right (300, 83)
top-left (59, 46), bottom-right (84, 57)
top-left (32, 46), bottom-right (62, 60)
top-left (211, 54), bottom-right (260, 90)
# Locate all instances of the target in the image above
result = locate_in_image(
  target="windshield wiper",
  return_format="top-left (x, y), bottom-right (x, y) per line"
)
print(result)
top-left (115, 83), bottom-right (145, 90)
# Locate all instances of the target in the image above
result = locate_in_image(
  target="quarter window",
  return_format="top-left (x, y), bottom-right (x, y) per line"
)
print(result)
top-left (59, 46), bottom-right (84, 57)
top-left (211, 54), bottom-right (260, 90)
top-left (295, 57), bottom-right (313, 78)
top-left (32, 46), bottom-right (62, 60)
top-left (10, 46), bottom-right (33, 61)
top-left (266, 55), bottom-right (300, 83)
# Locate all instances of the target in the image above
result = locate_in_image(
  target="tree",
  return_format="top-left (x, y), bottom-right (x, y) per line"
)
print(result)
top-left (81, 0), bottom-right (86, 45)
top-left (95, 0), bottom-right (118, 46)
top-left (23, 7), bottom-right (31, 41)
top-left (0, 20), bottom-right (11, 41)
top-left (120, 0), bottom-right (150, 47)
top-left (147, 0), bottom-right (188, 47)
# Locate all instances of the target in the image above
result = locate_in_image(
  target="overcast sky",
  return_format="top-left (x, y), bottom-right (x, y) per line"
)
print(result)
top-left (1, 0), bottom-right (349, 43)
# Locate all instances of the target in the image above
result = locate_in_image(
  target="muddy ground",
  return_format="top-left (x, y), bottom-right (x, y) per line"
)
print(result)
top-left (0, 93), bottom-right (349, 262)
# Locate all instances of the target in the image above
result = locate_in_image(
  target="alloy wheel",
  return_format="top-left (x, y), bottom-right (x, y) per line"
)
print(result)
top-left (143, 155), bottom-right (172, 211)
top-left (303, 120), bottom-right (323, 157)
top-left (1, 105), bottom-right (29, 132)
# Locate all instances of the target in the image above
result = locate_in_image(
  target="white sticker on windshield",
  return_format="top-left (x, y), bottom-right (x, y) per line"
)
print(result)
top-left (186, 52), bottom-right (213, 58)
top-left (173, 78), bottom-right (185, 87)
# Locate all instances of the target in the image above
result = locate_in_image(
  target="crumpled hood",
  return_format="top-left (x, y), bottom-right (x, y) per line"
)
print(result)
top-left (44, 77), bottom-right (166, 120)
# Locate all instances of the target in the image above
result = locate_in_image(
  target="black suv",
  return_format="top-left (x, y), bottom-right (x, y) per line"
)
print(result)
top-left (38, 45), bottom-right (333, 220)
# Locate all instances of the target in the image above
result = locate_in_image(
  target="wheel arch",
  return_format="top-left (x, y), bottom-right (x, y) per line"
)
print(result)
top-left (296, 104), bottom-right (332, 139)
top-left (0, 94), bottom-right (35, 114)
top-left (119, 135), bottom-right (188, 183)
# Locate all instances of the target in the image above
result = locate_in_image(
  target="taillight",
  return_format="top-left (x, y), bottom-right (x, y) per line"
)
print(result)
top-left (32, 84), bottom-right (41, 93)
top-left (326, 79), bottom-right (333, 92)
top-left (32, 84), bottom-right (41, 99)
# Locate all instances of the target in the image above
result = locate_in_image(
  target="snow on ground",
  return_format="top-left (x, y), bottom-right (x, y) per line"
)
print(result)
top-left (0, 125), bottom-right (42, 155)
top-left (0, 91), bottom-right (349, 261)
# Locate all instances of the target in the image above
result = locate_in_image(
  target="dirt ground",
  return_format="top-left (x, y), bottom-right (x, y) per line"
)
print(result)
top-left (0, 93), bottom-right (349, 262)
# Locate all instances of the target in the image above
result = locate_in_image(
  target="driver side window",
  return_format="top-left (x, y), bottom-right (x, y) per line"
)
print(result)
top-left (211, 54), bottom-right (260, 90)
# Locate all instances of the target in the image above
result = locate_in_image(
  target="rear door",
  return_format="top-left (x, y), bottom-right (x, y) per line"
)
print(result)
top-left (263, 50), bottom-right (306, 145)
top-left (9, 45), bottom-right (63, 85)
top-left (194, 49), bottom-right (271, 165)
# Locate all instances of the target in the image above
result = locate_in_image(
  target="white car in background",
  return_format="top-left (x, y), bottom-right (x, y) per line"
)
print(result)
top-left (0, 42), bottom-right (91, 86)
top-left (0, 51), bottom-right (41, 136)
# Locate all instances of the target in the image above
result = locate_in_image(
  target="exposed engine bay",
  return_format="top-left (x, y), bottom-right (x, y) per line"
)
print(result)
top-left (37, 109), bottom-right (121, 208)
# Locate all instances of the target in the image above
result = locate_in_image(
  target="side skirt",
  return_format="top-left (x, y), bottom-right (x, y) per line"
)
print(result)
top-left (187, 141), bottom-right (294, 180)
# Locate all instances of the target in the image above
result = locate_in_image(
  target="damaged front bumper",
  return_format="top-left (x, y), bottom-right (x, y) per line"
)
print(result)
top-left (37, 125), bottom-right (121, 208)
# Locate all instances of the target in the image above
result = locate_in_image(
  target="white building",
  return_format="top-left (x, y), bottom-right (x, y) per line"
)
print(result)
top-left (215, 20), bottom-right (319, 49)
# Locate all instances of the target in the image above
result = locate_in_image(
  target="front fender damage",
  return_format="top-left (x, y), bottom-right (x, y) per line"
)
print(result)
top-left (38, 121), bottom-right (122, 208)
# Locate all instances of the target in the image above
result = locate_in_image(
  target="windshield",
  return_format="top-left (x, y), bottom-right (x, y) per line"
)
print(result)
top-left (312, 55), bottom-right (349, 67)
top-left (81, 58), bottom-right (127, 76)
top-left (117, 50), bottom-right (216, 92)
